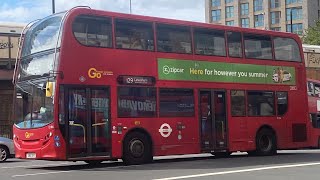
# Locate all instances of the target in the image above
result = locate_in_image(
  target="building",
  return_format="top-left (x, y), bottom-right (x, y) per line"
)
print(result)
top-left (205, 0), bottom-right (320, 35)
top-left (303, 44), bottom-right (320, 81)
top-left (0, 23), bottom-right (24, 138)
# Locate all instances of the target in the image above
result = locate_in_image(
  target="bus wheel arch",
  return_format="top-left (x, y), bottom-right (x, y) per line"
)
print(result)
top-left (122, 128), bottom-right (153, 165)
top-left (254, 125), bottom-right (277, 156)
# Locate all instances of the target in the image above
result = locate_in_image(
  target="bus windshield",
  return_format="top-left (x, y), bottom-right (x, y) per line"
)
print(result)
top-left (18, 12), bottom-right (64, 81)
top-left (14, 80), bottom-right (55, 129)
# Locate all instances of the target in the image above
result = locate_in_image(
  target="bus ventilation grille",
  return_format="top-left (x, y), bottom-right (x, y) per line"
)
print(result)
top-left (292, 123), bottom-right (307, 142)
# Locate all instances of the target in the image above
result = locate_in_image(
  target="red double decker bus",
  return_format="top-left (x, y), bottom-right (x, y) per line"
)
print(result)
top-left (307, 79), bottom-right (320, 148)
top-left (13, 7), bottom-right (311, 165)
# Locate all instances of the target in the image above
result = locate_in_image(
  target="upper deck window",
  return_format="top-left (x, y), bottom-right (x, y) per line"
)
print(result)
top-left (244, 34), bottom-right (272, 60)
top-left (227, 31), bottom-right (242, 58)
top-left (273, 37), bottom-right (301, 62)
top-left (194, 28), bottom-right (226, 56)
top-left (115, 19), bottom-right (154, 51)
top-left (156, 24), bottom-right (192, 54)
top-left (73, 15), bottom-right (112, 48)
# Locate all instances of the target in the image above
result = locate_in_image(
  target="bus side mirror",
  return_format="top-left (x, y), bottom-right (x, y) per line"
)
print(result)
top-left (46, 82), bottom-right (53, 97)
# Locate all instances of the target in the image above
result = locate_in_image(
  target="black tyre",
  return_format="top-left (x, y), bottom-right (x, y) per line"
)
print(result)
top-left (122, 131), bottom-right (152, 165)
top-left (255, 128), bottom-right (277, 156)
top-left (84, 160), bottom-right (103, 165)
top-left (0, 145), bottom-right (9, 162)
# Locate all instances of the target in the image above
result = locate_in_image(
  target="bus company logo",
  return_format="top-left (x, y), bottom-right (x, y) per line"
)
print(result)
top-left (162, 65), bottom-right (184, 75)
top-left (159, 123), bottom-right (172, 138)
top-left (25, 132), bottom-right (34, 139)
top-left (272, 67), bottom-right (292, 83)
top-left (88, 68), bottom-right (113, 79)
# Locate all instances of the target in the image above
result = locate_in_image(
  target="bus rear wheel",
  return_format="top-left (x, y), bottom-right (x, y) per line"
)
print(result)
top-left (255, 128), bottom-right (277, 156)
top-left (122, 131), bottom-right (152, 165)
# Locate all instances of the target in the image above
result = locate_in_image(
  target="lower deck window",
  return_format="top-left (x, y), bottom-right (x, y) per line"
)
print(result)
top-left (118, 87), bottom-right (156, 117)
top-left (247, 91), bottom-right (275, 116)
top-left (159, 88), bottom-right (195, 117)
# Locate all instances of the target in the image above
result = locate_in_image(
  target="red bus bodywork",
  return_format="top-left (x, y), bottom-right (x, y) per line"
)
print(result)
top-left (307, 79), bottom-right (320, 148)
top-left (13, 7), bottom-right (312, 163)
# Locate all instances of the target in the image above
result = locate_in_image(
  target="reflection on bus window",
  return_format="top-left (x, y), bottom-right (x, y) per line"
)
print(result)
top-left (307, 81), bottom-right (314, 96)
top-left (194, 28), bottom-right (226, 56)
top-left (315, 84), bottom-right (320, 97)
top-left (73, 15), bottom-right (112, 47)
top-left (157, 24), bottom-right (192, 54)
top-left (274, 37), bottom-right (301, 62)
top-left (115, 19), bottom-right (154, 51)
top-left (277, 91), bottom-right (288, 116)
top-left (231, 90), bottom-right (245, 116)
top-left (118, 87), bottom-right (156, 117)
top-left (244, 34), bottom-right (272, 60)
top-left (227, 31), bottom-right (243, 58)
top-left (159, 88), bottom-right (195, 117)
top-left (247, 91), bottom-right (275, 116)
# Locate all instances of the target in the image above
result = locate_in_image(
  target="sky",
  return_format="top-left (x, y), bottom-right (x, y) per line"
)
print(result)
top-left (0, 0), bottom-right (205, 24)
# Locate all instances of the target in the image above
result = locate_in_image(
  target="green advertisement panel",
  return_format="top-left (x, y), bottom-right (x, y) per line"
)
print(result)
top-left (158, 58), bottom-right (296, 85)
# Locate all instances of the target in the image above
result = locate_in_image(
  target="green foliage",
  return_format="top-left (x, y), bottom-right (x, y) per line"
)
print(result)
top-left (303, 20), bottom-right (320, 45)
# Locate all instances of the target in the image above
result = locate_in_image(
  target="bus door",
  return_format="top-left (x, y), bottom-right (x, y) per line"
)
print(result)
top-left (199, 90), bottom-right (228, 152)
top-left (65, 87), bottom-right (111, 158)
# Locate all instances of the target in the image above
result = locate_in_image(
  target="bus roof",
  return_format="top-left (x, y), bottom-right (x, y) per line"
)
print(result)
top-left (303, 44), bottom-right (320, 53)
top-left (308, 78), bottom-right (320, 83)
top-left (63, 7), bottom-right (301, 40)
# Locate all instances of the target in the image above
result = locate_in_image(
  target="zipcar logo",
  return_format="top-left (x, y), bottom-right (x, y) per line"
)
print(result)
top-left (163, 65), bottom-right (184, 75)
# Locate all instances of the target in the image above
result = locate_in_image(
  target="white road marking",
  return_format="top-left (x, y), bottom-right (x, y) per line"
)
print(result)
top-left (153, 162), bottom-right (320, 180)
top-left (12, 171), bottom-right (71, 178)
top-left (1, 162), bottom-right (72, 169)
top-left (11, 163), bottom-right (142, 177)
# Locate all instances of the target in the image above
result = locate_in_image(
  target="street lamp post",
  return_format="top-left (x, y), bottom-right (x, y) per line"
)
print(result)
top-left (52, 0), bottom-right (55, 14)
top-left (130, 0), bottom-right (132, 14)
top-left (290, 8), bottom-right (293, 33)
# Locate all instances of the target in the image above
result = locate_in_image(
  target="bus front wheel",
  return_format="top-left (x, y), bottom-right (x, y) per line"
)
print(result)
top-left (122, 131), bottom-right (152, 165)
top-left (255, 128), bottom-right (277, 156)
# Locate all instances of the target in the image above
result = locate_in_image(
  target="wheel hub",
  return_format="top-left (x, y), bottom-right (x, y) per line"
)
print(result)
top-left (129, 139), bottom-right (144, 158)
top-left (0, 148), bottom-right (7, 162)
top-left (259, 135), bottom-right (272, 152)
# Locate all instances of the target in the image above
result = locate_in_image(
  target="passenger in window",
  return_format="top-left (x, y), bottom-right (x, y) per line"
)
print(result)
top-left (260, 99), bottom-right (274, 116)
top-left (129, 31), bottom-right (144, 50)
top-left (172, 36), bottom-right (186, 53)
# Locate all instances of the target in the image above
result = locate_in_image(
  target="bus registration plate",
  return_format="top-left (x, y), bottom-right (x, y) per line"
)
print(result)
top-left (26, 152), bottom-right (36, 159)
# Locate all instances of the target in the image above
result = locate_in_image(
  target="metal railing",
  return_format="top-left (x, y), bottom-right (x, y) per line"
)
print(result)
top-left (0, 125), bottom-right (13, 139)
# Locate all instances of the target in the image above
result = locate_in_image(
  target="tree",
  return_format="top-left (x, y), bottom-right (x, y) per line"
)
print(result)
top-left (303, 20), bottom-right (320, 45)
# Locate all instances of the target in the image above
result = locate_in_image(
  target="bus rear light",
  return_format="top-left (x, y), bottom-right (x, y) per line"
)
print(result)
top-left (13, 134), bottom-right (19, 141)
top-left (44, 132), bottom-right (53, 141)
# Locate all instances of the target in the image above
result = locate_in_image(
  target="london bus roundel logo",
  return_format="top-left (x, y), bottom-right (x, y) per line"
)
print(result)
top-left (159, 123), bottom-right (172, 138)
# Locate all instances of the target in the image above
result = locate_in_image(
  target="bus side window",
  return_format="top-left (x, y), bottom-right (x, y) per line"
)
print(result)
top-left (247, 91), bottom-right (274, 116)
top-left (276, 91), bottom-right (288, 116)
top-left (72, 15), bottom-right (112, 48)
top-left (115, 19), bottom-right (154, 51)
top-left (244, 34), bottom-right (272, 60)
top-left (315, 84), bottom-right (320, 97)
top-left (227, 31), bottom-right (242, 58)
top-left (307, 82), bottom-right (314, 96)
top-left (230, 90), bottom-right (245, 116)
top-left (274, 37), bottom-right (301, 62)
top-left (156, 24), bottom-right (192, 54)
top-left (194, 28), bottom-right (226, 56)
